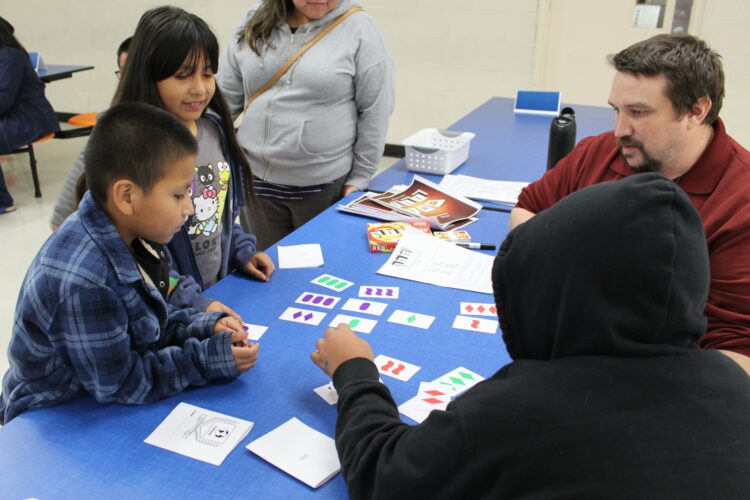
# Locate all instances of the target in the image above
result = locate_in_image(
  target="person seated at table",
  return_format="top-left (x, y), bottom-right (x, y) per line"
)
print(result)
top-left (0, 16), bottom-right (59, 214)
top-left (510, 33), bottom-right (750, 374)
top-left (311, 173), bottom-right (750, 499)
top-left (50, 35), bottom-right (131, 230)
top-left (0, 103), bottom-right (260, 425)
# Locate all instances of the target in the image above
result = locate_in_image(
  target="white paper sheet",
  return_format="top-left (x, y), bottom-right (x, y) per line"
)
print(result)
top-left (144, 403), bottom-right (253, 466)
top-left (278, 244), bottom-right (324, 269)
top-left (377, 227), bottom-right (494, 294)
top-left (246, 418), bottom-right (340, 489)
top-left (438, 174), bottom-right (528, 205)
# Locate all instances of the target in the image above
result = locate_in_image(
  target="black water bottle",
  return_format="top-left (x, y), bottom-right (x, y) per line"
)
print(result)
top-left (547, 107), bottom-right (576, 170)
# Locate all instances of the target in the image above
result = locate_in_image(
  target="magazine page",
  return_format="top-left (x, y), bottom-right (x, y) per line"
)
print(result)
top-left (337, 193), bottom-right (412, 222)
top-left (369, 176), bottom-right (482, 230)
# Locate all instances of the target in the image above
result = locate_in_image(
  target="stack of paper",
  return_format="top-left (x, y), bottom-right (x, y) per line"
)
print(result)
top-left (338, 175), bottom-right (481, 231)
top-left (247, 418), bottom-right (341, 489)
top-left (438, 174), bottom-right (529, 205)
top-left (377, 227), bottom-right (494, 294)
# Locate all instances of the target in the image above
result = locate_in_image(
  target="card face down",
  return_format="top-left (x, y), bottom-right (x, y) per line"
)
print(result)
top-left (246, 418), bottom-right (340, 489)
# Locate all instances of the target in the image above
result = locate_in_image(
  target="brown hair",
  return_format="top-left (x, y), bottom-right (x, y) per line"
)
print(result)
top-left (238, 0), bottom-right (295, 56)
top-left (608, 33), bottom-right (724, 124)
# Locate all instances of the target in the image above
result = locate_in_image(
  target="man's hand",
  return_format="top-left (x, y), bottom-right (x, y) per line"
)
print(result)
top-left (341, 185), bottom-right (359, 197)
top-left (719, 349), bottom-right (750, 377)
top-left (509, 207), bottom-right (536, 229)
top-left (206, 300), bottom-right (243, 323)
top-left (245, 252), bottom-right (275, 282)
top-left (311, 324), bottom-right (374, 377)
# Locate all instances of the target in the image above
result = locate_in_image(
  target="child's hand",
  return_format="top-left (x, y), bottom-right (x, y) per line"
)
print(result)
top-left (213, 316), bottom-right (245, 337)
top-left (206, 300), bottom-right (243, 323)
top-left (311, 324), bottom-right (374, 377)
top-left (232, 340), bottom-right (260, 372)
top-left (245, 252), bottom-right (275, 282)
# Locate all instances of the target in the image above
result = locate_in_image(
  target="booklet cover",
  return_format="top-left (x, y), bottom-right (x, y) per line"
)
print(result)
top-left (338, 175), bottom-right (481, 230)
top-left (144, 403), bottom-right (253, 466)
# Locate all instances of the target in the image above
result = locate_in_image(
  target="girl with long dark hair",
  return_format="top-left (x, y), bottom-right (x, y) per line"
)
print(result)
top-left (119, 6), bottom-right (275, 317)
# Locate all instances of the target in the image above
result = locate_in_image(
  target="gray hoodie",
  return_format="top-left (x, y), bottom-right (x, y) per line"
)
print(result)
top-left (218, 0), bottom-right (394, 189)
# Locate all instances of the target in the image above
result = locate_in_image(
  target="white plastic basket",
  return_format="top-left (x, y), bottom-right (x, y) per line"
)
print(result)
top-left (401, 128), bottom-right (476, 175)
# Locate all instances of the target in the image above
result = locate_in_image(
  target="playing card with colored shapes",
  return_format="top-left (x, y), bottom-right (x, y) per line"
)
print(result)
top-left (358, 286), bottom-right (399, 299)
top-left (311, 274), bottom-right (354, 292)
top-left (373, 354), bottom-right (421, 381)
top-left (387, 309), bottom-right (435, 329)
top-left (242, 323), bottom-right (268, 341)
top-left (432, 367), bottom-right (484, 397)
top-left (341, 298), bottom-right (388, 316)
top-left (398, 382), bottom-right (450, 423)
top-left (328, 314), bottom-right (377, 334)
top-left (452, 315), bottom-right (498, 334)
top-left (295, 292), bottom-right (340, 309)
top-left (460, 302), bottom-right (498, 317)
top-left (279, 307), bottom-right (326, 326)
top-left (313, 382), bottom-right (338, 405)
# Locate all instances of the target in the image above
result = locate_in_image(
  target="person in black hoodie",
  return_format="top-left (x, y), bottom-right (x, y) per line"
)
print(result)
top-left (311, 173), bottom-right (750, 499)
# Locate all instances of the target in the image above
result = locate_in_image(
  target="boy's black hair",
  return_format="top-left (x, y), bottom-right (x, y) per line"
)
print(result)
top-left (84, 102), bottom-right (197, 203)
top-left (117, 36), bottom-right (132, 63)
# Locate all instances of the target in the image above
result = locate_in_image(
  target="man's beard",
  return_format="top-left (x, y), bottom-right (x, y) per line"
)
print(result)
top-left (618, 137), bottom-right (662, 173)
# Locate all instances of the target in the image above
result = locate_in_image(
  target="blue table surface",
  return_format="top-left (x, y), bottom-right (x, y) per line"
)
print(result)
top-left (0, 195), bottom-right (513, 500)
top-left (37, 64), bottom-right (94, 82)
top-left (369, 96), bottom-right (614, 205)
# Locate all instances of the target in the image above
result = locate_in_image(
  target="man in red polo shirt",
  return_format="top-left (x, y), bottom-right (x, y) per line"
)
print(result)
top-left (511, 33), bottom-right (750, 374)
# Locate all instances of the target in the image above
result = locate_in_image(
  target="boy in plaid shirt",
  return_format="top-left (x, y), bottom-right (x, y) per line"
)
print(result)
top-left (0, 103), bottom-right (259, 424)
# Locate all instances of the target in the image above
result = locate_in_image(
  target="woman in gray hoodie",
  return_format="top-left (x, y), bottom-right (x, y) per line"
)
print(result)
top-left (218, 0), bottom-right (394, 249)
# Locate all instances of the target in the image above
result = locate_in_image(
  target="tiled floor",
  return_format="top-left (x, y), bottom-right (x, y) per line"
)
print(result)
top-left (0, 138), bottom-right (400, 376)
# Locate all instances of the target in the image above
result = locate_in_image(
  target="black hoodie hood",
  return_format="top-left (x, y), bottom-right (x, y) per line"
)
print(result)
top-left (493, 173), bottom-right (709, 360)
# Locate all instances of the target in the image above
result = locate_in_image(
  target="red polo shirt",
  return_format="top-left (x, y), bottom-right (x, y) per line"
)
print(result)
top-left (517, 119), bottom-right (750, 356)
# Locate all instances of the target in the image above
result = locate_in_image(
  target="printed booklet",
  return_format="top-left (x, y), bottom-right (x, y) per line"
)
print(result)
top-left (338, 175), bottom-right (481, 230)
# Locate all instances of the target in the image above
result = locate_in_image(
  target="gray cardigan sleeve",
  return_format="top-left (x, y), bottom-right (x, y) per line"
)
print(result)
top-left (50, 147), bottom-right (86, 227)
top-left (346, 17), bottom-right (395, 190)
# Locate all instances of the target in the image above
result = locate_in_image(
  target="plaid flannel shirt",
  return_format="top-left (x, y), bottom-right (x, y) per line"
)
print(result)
top-left (0, 193), bottom-right (239, 424)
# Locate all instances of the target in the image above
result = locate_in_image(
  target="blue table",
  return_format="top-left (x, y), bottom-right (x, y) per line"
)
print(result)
top-left (37, 64), bottom-right (94, 84)
top-left (369, 97), bottom-right (614, 200)
top-left (0, 196), bottom-right (512, 499)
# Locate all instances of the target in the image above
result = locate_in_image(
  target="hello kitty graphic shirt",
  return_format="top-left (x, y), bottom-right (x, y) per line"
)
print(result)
top-left (185, 118), bottom-right (231, 288)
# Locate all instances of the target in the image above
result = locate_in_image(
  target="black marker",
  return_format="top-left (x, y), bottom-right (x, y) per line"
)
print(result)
top-left (452, 242), bottom-right (496, 250)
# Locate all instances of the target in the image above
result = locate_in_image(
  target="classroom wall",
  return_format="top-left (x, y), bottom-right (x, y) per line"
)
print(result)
top-left (699, 0), bottom-right (750, 145)
top-left (3, 0), bottom-right (541, 145)
top-left (3, 0), bottom-right (749, 146)
top-left (534, 0), bottom-right (750, 146)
